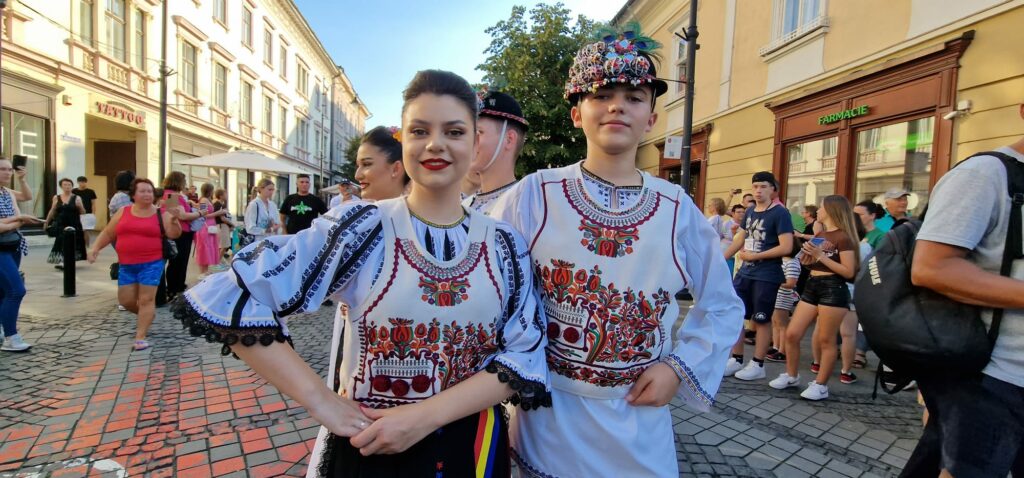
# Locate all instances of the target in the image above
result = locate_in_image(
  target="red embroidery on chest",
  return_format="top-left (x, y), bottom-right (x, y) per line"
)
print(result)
top-left (579, 220), bottom-right (639, 257)
top-left (561, 179), bottom-right (660, 258)
top-left (358, 318), bottom-right (499, 407)
top-left (535, 258), bottom-right (672, 387)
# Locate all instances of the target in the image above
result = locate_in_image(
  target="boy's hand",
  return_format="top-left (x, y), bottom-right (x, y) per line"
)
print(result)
top-left (736, 250), bottom-right (757, 262)
top-left (626, 363), bottom-right (680, 407)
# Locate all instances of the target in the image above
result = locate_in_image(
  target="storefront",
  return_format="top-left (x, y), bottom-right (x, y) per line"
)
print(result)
top-left (656, 125), bottom-right (711, 210)
top-left (767, 32), bottom-right (973, 228)
top-left (1, 72), bottom-right (61, 218)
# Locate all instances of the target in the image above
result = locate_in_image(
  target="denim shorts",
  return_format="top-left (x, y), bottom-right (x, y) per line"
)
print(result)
top-left (118, 259), bottom-right (163, 287)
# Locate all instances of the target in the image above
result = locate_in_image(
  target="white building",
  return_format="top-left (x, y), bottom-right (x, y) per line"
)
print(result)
top-left (0, 0), bottom-right (369, 222)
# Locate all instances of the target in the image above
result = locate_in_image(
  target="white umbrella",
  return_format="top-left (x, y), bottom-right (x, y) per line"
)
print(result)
top-left (176, 150), bottom-right (308, 175)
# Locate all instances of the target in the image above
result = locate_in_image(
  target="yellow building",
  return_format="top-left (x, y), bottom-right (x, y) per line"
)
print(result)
top-left (614, 0), bottom-right (1024, 226)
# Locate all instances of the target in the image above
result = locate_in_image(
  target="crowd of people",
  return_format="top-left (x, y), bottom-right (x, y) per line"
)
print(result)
top-left (1, 19), bottom-right (1021, 478)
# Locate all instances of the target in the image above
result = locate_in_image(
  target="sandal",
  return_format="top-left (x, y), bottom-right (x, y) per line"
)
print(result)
top-left (133, 340), bottom-right (150, 351)
top-left (852, 352), bottom-right (868, 369)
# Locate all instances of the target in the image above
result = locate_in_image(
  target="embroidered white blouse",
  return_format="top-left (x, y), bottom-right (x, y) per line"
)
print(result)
top-left (175, 199), bottom-right (549, 410)
top-left (489, 162), bottom-right (743, 478)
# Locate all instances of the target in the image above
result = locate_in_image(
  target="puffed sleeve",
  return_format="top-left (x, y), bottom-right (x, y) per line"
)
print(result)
top-left (172, 202), bottom-right (383, 355)
top-left (487, 173), bottom-right (546, 246)
top-left (481, 224), bottom-right (551, 410)
top-left (662, 192), bottom-right (745, 412)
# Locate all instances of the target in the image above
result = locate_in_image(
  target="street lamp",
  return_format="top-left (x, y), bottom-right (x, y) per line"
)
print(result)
top-left (677, 1), bottom-right (699, 193)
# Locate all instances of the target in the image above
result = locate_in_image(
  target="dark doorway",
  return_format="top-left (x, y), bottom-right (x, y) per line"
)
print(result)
top-left (93, 141), bottom-right (136, 214)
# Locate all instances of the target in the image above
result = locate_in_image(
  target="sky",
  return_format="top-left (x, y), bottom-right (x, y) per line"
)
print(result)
top-left (292, 0), bottom-right (627, 128)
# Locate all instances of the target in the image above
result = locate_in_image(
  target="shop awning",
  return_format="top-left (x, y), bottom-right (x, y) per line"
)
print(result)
top-left (176, 151), bottom-right (307, 175)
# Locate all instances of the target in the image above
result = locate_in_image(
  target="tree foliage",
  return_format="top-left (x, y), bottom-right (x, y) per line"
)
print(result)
top-left (338, 136), bottom-right (360, 182)
top-left (477, 3), bottom-right (598, 176)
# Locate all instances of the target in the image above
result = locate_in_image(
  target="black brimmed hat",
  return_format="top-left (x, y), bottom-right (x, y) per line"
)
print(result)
top-left (477, 89), bottom-right (529, 131)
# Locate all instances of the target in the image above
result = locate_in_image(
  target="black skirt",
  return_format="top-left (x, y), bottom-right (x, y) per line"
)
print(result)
top-left (317, 405), bottom-right (510, 478)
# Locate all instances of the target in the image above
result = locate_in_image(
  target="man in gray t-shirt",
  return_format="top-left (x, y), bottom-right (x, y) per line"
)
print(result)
top-left (905, 104), bottom-right (1024, 477)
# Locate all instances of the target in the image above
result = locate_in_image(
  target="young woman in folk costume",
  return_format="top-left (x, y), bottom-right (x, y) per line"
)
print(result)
top-left (173, 69), bottom-right (548, 477)
top-left (489, 23), bottom-right (743, 477)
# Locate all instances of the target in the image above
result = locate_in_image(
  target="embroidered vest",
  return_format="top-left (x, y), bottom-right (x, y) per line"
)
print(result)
top-left (530, 164), bottom-right (687, 399)
top-left (341, 198), bottom-right (507, 408)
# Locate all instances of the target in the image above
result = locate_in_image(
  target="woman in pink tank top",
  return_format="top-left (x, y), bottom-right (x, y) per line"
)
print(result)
top-left (88, 179), bottom-right (183, 351)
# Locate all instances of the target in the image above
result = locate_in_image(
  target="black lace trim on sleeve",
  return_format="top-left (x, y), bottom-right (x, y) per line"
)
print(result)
top-left (170, 296), bottom-right (293, 357)
top-left (484, 361), bottom-right (552, 411)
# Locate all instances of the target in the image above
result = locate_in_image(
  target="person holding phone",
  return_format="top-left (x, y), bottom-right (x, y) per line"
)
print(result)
top-left (9, 155), bottom-right (33, 203)
top-left (769, 195), bottom-right (860, 400)
top-left (0, 157), bottom-right (43, 352)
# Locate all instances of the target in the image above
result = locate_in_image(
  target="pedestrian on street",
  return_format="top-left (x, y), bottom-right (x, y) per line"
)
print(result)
top-left (875, 187), bottom-right (912, 233)
top-left (280, 174), bottom-right (327, 234)
top-left (160, 172), bottom-right (203, 301)
top-left (854, 200), bottom-right (885, 249)
top-left (174, 69), bottom-right (548, 477)
top-left (212, 188), bottom-right (234, 268)
top-left (43, 178), bottom-right (86, 269)
top-left (194, 183), bottom-right (227, 275)
top-left (766, 243), bottom-right (802, 363)
top-left (770, 195), bottom-right (860, 400)
top-left (243, 178), bottom-right (280, 243)
top-left (72, 176), bottom-right (98, 247)
top-left (724, 171), bottom-right (795, 381)
top-left (351, 126), bottom-right (408, 203)
top-left (707, 197), bottom-right (736, 273)
top-left (88, 178), bottom-right (182, 351)
top-left (794, 205), bottom-right (820, 240)
top-left (463, 89), bottom-right (528, 215)
top-left (0, 156), bottom-right (42, 352)
top-left (902, 102), bottom-right (1024, 477)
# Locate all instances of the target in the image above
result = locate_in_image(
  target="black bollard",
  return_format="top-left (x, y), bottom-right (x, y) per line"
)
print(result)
top-left (62, 226), bottom-right (76, 297)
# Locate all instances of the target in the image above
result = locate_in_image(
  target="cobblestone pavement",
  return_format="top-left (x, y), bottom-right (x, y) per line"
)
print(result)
top-left (0, 251), bottom-right (922, 477)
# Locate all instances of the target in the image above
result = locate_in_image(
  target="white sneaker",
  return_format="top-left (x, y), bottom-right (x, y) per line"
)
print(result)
top-left (117, 304), bottom-right (127, 311)
top-left (769, 373), bottom-right (801, 390)
top-left (1, 334), bottom-right (32, 352)
top-left (800, 382), bottom-right (829, 401)
top-left (724, 357), bottom-right (743, 377)
top-left (734, 360), bottom-right (766, 381)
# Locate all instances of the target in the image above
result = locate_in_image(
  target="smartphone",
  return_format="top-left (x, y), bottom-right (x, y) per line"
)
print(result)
top-left (12, 155), bottom-right (26, 170)
top-left (809, 237), bottom-right (825, 247)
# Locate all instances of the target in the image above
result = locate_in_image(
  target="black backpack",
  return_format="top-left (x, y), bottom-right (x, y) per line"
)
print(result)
top-left (854, 151), bottom-right (1024, 393)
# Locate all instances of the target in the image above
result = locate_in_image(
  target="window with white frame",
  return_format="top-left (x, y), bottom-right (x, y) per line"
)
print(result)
top-left (675, 36), bottom-right (687, 93)
top-left (314, 124), bottom-right (322, 157)
top-left (263, 95), bottom-right (274, 133)
top-left (279, 105), bottom-right (288, 139)
top-left (241, 7), bottom-right (253, 49)
top-left (263, 28), bottom-right (273, 66)
top-left (80, 0), bottom-right (95, 46)
top-left (105, 0), bottom-right (127, 62)
top-left (180, 41), bottom-right (197, 97)
top-left (213, 63), bottom-right (227, 111)
top-left (132, 8), bottom-right (146, 70)
top-left (297, 62), bottom-right (309, 98)
top-left (297, 118), bottom-right (309, 151)
top-left (766, 0), bottom-right (826, 51)
top-left (213, 0), bottom-right (227, 25)
top-left (240, 81), bottom-right (253, 123)
top-left (279, 44), bottom-right (287, 79)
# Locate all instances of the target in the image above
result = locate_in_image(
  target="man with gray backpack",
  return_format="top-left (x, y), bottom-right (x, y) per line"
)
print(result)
top-left (864, 104), bottom-right (1024, 477)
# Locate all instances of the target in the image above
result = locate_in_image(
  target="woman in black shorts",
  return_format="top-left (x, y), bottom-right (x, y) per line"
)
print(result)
top-left (768, 195), bottom-right (860, 401)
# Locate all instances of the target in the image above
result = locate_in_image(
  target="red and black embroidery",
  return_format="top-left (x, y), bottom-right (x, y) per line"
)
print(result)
top-left (535, 258), bottom-right (672, 387)
top-left (562, 179), bottom-right (659, 258)
top-left (357, 317), bottom-right (499, 407)
top-left (419, 276), bottom-right (470, 306)
top-left (398, 239), bottom-right (487, 307)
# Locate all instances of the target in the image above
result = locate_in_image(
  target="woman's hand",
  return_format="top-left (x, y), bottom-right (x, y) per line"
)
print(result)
top-left (86, 249), bottom-right (98, 264)
top-left (801, 241), bottom-right (824, 261)
top-left (15, 167), bottom-right (27, 180)
top-left (18, 214), bottom-right (42, 225)
top-left (625, 362), bottom-right (681, 407)
top-left (307, 392), bottom-right (375, 438)
top-left (349, 402), bottom-right (438, 455)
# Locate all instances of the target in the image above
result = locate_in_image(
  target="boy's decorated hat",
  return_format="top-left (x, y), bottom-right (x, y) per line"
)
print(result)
top-left (476, 87), bottom-right (529, 131)
top-left (565, 21), bottom-right (669, 102)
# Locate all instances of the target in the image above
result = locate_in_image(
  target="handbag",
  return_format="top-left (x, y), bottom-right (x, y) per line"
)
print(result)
top-left (156, 210), bottom-right (178, 260)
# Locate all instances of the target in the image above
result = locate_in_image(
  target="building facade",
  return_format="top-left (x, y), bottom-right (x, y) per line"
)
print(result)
top-left (615, 0), bottom-right (1023, 229)
top-left (0, 0), bottom-right (369, 224)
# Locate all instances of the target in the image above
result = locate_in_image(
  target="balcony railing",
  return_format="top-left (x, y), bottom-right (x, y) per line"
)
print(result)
top-left (789, 162), bottom-right (806, 173)
top-left (822, 157), bottom-right (836, 170)
top-left (240, 122), bottom-right (254, 139)
top-left (107, 63), bottom-right (130, 89)
top-left (212, 110), bottom-right (230, 129)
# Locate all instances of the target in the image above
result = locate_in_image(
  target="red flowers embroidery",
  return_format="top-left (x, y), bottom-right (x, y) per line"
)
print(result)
top-left (419, 276), bottom-right (471, 307)
top-left (579, 219), bottom-right (639, 257)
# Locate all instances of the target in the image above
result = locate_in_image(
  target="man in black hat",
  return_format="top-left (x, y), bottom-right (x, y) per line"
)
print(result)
top-left (463, 90), bottom-right (529, 214)
top-left (723, 171), bottom-right (794, 382)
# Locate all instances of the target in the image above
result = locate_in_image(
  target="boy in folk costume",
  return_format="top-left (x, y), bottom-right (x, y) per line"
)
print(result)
top-left (490, 23), bottom-right (744, 477)
top-left (463, 88), bottom-right (529, 215)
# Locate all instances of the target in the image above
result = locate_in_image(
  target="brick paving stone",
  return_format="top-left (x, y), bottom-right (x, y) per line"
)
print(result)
top-left (708, 424), bottom-right (741, 439)
top-left (694, 430), bottom-right (728, 446)
top-left (674, 420), bottom-right (706, 436)
top-left (209, 443), bottom-right (243, 462)
top-left (774, 463), bottom-right (812, 478)
top-left (245, 449), bottom-right (279, 468)
top-left (744, 451), bottom-right (780, 470)
top-left (733, 433), bottom-right (767, 449)
top-left (757, 443), bottom-right (793, 462)
top-left (848, 442), bottom-right (884, 459)
top-left (821, 432), bottom-right (854, 448)
top-left (855, 436), bottom-right (891, 451)
top-left (829, 425), bottom-right (863, 441)
top-left (719, 440), bottom-right (753, 457)
top-left (796, 448), bottom-right (831, 466)
top-left (825, 459), bottom-right (864, 477)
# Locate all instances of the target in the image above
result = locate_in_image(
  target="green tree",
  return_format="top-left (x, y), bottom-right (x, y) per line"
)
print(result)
top-left (477, 3), bottom-right (597, 175)
top-left (338, 136), bottom-right (360, 181)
